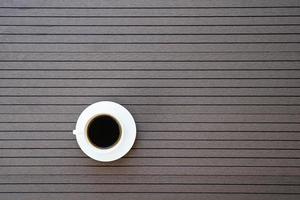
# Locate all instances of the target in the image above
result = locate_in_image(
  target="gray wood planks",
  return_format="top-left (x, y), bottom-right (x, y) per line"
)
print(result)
top-left (0, 0), bottom-right (300, 199)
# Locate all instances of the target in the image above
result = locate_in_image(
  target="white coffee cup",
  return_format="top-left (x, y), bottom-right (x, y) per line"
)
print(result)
top-left (73, 101), bottom-right (136, 162)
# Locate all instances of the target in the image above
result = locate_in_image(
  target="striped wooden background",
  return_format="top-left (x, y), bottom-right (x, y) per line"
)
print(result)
top-left (0, 0), bottom-right (300, 199)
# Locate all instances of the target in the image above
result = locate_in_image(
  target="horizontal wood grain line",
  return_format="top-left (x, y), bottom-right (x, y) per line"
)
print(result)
top-left (1, 175), bottom-right (299, 184)
top-left (0, 194), bottom-right (294, 200)
top-left (1, 94), bottom-right (299, 97)
top-left (2, 113), bottom-right (299, 115)
top-left (1, 6), bottom-right (300, 9)
top-left (0, 193), bottom-right (294, 195)
top-left (4, 33), bottom-right (300, 35)
top-left (1, 70), bottom-right (300, 78)
top-left (2, 122), bottom-right (300, 131)
top-left (1, 166), bottom-right (300, 176)
top-left (2, 113), bottom-right (300, 115)
top-left (2, 24), bottom-right (300, 26)
top-left (2, 78), bottom-right (299, 80)
top-left (1, 158), bottom-right (299, 167)
top-left (1, 113), bottom-right (299, 122)
top-left (0, 8), bottom-right (299, 17)
top-left (3, 138), bottom-right (297, 142)
top-left (1, 68), bottom-right (300, 70)
top-left (2, 42), bottom-right (299, 44)
top-left (1, 131), bottom-right (298, 141)
top-left (1, 95), bottom-right (299, 98)
top-left (3, 51), bottom-right (300, 54)
top-left (1, 104), bottom-right (300, 106)
top-left (0, 80), bottom-right (298, 87)
top-left (1, 183), bottom-right (299, 186)
top-left (3, 6), bottom-right (296, 9)
top-left (2, 139), bottom-right (298, 142)
top-left (2, 15), bottom-right (300, 18)
top-left (1, 165), bottom-right (299, 168)
top-left (0, 193), bottom-right (297, 199)
top-left (0, 88), bottom-right (299, 95)
top-left (0, 182), bottom-right (299, 187)
top-left (1, 87), bottom-right (299, 89)
top-left (1, 61), bottom-right (300, 70)
top-left (1, 17), bottom-right (299, 26)
top-left (0, 83), bottom-right (298, 87)
top-left (0, 149), bottom-right (299, 158)
top-left (1, 60), bottom-right (300, 62)
top-left (1, 32), bottom-right (300, 36)
top-left (1, 140), bottom-right (299, 149)
top-left (0, 105), bottom-right (298, 114)
top-left (2, 86), bottom-right (300, 88)
top-left (3, 157), bottom-right (300, 160)
top-left (2, 148), bottom-right (299, 150)
top-left (0, 96), bottom-right (299, 105)
top-left (0, 193), bottom-right (297, 200)
top-left (0, 192), bottom-right (299, 194)
top-left (0, 0), bottom-right (299, 8)
top-left (0, 52), bottom-right (299, 61)
top-left (1, 43), bottom-right (300, 52)
top-left (0, 23), bottom-right (300, 28)
top-left (1, 52), bottom-right (299, 54)
top-left (1, 35), bottom-right (300, 43)
top-left (0, 182), bottom-right (294, 186)
top-left (1, 174), bottom-right (299, 176)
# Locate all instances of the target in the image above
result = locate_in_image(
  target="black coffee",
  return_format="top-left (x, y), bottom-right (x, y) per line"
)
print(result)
top-left (87, 115), bottom-right (121, 148)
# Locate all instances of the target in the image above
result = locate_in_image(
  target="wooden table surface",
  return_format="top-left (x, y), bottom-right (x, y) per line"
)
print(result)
top-left (0, 0), bottom-right (300, 199)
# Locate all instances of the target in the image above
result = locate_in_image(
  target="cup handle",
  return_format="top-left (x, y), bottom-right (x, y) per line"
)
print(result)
top-left (73, 129), bottom-right (79, 135)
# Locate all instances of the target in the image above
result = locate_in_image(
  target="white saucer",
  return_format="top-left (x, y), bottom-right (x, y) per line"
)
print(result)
top-left (73, 101), bottom-right (136, 162)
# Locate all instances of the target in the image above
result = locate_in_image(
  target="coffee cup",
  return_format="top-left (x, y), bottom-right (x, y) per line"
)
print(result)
top-left (73, 101), bottom-right (136, 162)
